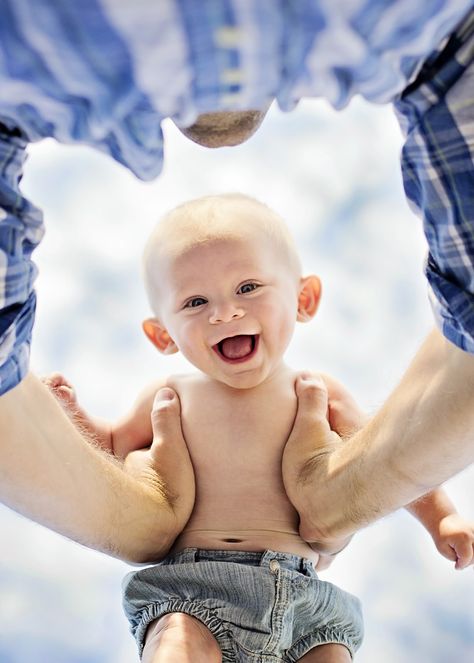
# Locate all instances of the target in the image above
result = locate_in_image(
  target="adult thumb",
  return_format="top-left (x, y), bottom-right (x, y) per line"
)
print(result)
top-left (289, 373), bottom-right (332, 450)
top-left (149, 387), bottom-right (183, 455)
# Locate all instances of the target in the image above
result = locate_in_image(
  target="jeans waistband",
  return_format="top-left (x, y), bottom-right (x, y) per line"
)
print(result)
top-left (163, 547), bottom-right (315, 575)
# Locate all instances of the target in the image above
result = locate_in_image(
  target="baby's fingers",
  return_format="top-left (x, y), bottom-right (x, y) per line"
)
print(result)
top-left (440, 534), bottom-right (474, 570)
top-left (453, 539), bottom-right (474, 570)
top-left (436, 541), bottom-right (458, 564)
top-left (41, 373), bottom-right (77, 406)
top-left (54, 384), bottom-right (77, 405)
top-left (42, 372), bottom-right (72, 389)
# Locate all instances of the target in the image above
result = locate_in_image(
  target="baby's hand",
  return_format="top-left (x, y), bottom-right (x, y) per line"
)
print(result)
top-left (432, 514), bottom-right (474, 570)
top-left (41, 372), bottom-right (109, 449)
top-left (41, 372), bottom-right (79, 412)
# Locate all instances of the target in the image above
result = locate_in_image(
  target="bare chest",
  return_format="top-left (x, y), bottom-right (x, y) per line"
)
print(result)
top-left (178, 377), bottom-right (297, 485)
top-left (169, 371), bottom-right (316, 558)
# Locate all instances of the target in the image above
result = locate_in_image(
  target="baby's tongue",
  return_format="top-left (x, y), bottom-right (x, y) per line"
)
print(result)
top-left (220, 335), bottom-right (252, 360)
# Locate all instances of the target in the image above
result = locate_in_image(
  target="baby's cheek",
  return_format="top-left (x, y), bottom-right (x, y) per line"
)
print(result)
top-left (276, 314), bottom-right (297, 348)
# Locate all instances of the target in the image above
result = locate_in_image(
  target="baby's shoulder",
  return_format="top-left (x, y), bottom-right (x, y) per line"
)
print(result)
top-left (130, 372), bottom-right (199, 409)
top-left (287, 368), bottom-right (352, 403)
top-left (285, 367), bottom-right (325, 387)
top-left (165, 371), bottom-right (211, 399)
top-left (290, 368), bottom-right (342, 389)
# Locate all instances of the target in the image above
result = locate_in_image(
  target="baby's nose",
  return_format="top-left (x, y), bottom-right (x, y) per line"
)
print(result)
top-left (209, 303), bottom-right (244, 324)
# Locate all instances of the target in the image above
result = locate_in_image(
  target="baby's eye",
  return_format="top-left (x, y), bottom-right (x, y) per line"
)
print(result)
top-left (184, 297), bottom-right (207, 309)
top-left (238, 282), bottom-right (260, 294)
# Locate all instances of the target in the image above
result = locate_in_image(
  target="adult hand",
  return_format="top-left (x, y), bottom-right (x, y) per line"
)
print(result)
top-left (282, 373), bottom-right (357, 555)
top-left (124, 387), bottom-right (195, 544)
top-left (0, 374), bottom-right (191, 563)
top-left (284, 330), bottom-right (474, 554)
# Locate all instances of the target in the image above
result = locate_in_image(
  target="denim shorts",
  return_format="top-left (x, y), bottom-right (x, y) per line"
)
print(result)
top-left (122, 548), bottom-right (364, 661)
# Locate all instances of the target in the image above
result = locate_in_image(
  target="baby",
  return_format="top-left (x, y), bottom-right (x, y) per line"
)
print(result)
top-left (46, 194), bottom-right (474, 663)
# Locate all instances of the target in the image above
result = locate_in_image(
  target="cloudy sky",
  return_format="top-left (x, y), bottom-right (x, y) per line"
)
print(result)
top-left (0, 98), bottom-right (473, 662)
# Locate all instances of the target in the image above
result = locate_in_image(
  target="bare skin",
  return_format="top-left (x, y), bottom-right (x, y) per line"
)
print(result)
top-left (47, 365), bottom-right (360, 565)
top-left (44, 212), bottom-right (349, 564)
top-left (45, 360), bottom-right (363, 661)
top-left (176, 109), bottom-right (270, 148)
top-left (0, 372), bottom-right (194, 562)
top-left (46, 362), bottom-right (361, 662)
top-left (113, 367), bottom-right (361, 565)
top-left (282, 329), bottom-right (474, 547)
top-left (170, 367), bottom-right (319, 559)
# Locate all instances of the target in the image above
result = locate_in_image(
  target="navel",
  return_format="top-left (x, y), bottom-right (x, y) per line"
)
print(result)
top-left (222, 538), bottom-right (243, 543)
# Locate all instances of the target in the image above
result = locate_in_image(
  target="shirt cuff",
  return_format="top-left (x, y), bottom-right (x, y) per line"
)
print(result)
top-left (0, 292), bottom-right (36, 395)
top-left (426, 257), bottom-right (474, 354)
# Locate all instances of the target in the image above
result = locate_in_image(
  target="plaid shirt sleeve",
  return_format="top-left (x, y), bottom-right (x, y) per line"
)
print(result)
top-left (0, 2), bottom-right (165, 396)
top-left (394, 10), bottom-right (474, 354)
top-left (0, 121), bottom-right (43, 393)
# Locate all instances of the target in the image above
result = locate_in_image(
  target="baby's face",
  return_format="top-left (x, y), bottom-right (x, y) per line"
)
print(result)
top-left (155, 231), bottom-right (301, 389)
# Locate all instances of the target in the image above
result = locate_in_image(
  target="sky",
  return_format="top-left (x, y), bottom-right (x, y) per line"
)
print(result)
top-left (0, 98), bottom-right (473, 662)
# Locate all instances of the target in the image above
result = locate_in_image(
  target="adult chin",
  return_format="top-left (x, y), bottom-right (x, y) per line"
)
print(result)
top-left (176, 107), bottom-right (270, 148)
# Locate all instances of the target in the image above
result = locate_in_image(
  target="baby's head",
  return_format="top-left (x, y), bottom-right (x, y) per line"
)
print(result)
top-left (143, 194), bottom-right (321, 389)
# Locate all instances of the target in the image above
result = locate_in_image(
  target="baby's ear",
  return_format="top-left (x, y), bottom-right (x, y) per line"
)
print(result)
top-left (297, 275), bottom-right (321, 322)
top-left (142, 318), bottom-right (179, 355)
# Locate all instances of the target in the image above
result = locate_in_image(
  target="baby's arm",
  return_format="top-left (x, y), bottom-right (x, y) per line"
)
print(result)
top-left (111, 381), bottom-right (166, 457)
top-left (42, 373), bottom-right (113, 452)
top-left (407, 490), bottom-right (474, 570)
top-left (42, 373), bottom-right (162, 457)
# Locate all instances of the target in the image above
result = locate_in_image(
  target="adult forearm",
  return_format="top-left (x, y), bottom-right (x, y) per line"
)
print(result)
top-left (0, 372), bottom-right (180, 562)
top-left (297, 329), bottom-right (474, 542)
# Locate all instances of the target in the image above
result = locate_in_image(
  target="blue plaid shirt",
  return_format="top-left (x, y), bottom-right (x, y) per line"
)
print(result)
top-left (0, 0), bottom-right (473, 394)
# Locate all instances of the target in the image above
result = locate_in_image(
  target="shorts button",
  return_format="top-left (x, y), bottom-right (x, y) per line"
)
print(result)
top-left (269, 559), bottom-right (280, 573)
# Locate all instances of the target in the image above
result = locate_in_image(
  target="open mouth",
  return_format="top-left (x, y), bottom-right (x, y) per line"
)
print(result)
top-left (213, 334), bottom-right (259, 364)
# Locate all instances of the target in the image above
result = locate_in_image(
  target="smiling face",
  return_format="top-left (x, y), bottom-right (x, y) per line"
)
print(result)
top-left (143, 195), bottom-right (321, 389)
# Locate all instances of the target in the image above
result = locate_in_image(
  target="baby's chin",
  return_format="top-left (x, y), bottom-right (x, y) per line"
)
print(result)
top-left (219, 374), bottom-right (265, 390)
top-left (211, 364), bottom-right (275, 391)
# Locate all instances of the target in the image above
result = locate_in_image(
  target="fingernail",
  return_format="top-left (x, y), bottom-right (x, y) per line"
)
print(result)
top-left (155, 387), bottom-right (175, 403)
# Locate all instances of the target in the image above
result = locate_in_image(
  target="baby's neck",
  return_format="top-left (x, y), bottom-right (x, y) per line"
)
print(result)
top-left (207, 360), bottom-right (293, 394)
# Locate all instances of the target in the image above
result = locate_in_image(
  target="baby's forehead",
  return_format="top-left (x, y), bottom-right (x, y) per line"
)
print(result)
top-left (156, 232), bottom-right (270, 279)
top-left (147, 228), bottom-right (275, 301)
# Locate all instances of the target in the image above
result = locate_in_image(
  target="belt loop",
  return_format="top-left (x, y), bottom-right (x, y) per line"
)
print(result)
top-left (176, 547), bottom-right (199, 563)
top-left (300, 557), bottom-right (314, 576)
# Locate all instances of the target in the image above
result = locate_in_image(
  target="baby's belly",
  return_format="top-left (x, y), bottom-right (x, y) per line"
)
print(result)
top-left (171, 480), bottom-right (320, 566)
